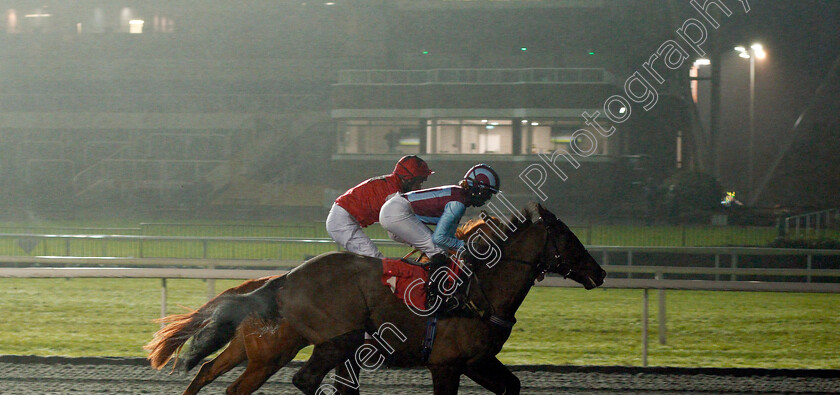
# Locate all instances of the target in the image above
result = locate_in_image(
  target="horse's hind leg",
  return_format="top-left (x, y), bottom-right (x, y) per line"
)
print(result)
top-left (292, 329), bottom-right (365, 395)
top-left (182, 330), bottom-right (248, 395)
top-left (226, 320), bottom-right (310, 395)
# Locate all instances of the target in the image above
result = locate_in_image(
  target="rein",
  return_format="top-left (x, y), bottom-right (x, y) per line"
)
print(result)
top-left (463, 272), bottom-right (516, 329)
top-left (499, 218), bottom-right (576, 281)
top-left (460, 217), bottom-right (569, 330)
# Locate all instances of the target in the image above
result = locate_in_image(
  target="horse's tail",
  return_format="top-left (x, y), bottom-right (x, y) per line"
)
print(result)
top-left (176, 275), bottom-right (287, 372)
top-left (144, 275), bottom-right (284, 371)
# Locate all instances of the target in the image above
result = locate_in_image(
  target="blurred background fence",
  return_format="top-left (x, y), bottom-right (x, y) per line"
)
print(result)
top-left (0, 221), bottom-right (840, 260)
top-left (0, 220), bottom-right (836, 250)
top-left (0, 220), bottom-right (837, 280)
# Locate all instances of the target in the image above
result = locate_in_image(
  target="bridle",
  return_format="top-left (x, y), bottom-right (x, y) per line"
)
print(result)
top-left (460, 216), bottom-right (581, 329)
top-left (539, 218), bottom-right (579, 281)
top-left (510, 217), bottom-right (577, 282)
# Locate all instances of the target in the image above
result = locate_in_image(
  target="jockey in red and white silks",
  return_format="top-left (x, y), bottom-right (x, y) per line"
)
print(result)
top-left (326, 155), bottom-right (433, 258)
top-left (379, 164), bottom-right (501, 259)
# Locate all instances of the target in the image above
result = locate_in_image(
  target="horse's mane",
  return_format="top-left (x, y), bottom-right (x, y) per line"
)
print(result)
top-left (455, 204), bottom-right (536, 246)
top-left (455, 218), bottom-right (488, 239)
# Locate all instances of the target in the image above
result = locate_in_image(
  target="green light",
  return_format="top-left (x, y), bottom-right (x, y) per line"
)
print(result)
top-left (520, 47), bottom-right (527, 51)
top-left (422, 51), bottom-right (429, 55)
top-left (588, 51), bottom-right (595, 55)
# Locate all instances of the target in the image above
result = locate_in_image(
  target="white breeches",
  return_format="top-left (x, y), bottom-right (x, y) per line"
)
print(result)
top-left (325, 203), bottom-right (384, 259)
top-left (379, 195), bottom-right (446, 257)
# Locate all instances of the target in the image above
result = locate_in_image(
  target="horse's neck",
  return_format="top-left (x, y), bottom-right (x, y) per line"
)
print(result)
top-left (480, 263), bottom-right (534, 320)
top-left (477, 225), bottom-right (544, 320)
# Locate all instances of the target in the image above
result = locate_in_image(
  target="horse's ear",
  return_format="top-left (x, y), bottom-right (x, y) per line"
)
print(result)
top-left (536, 203), bottom-right (559, 224)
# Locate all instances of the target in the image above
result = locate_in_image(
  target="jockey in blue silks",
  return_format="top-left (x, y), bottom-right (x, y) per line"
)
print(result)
top-left (379, 163), bottom-right (500, 312)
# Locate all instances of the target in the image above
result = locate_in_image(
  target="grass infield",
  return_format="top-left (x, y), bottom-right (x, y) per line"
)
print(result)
top-left (0, 278), bottom-right (837, 369)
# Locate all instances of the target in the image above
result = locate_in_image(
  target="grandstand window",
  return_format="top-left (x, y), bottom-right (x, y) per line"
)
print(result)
top-left (429, 119), bottom-right (513, 155)
top-left (5, 9), bottom-right (18, 33)
top-left (338, 120), bottom-right (420, 155)
top-left (521, 119), bottom-right (609, 155)
top-left (3, 5), bottom-right (172, 34)
top-left (339, 121), bottom-right (365, 154)
top-left (338, 118), bottom-right (607, 156)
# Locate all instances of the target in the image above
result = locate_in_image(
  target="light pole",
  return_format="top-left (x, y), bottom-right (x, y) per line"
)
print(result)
top-left (735, 44), bottom-right (766, 204)
top-left (690, 58), bottom-right (713, 173)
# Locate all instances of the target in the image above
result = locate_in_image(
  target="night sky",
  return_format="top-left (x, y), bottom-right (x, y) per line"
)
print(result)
top-left (710, 0), bottom-right (840, 198)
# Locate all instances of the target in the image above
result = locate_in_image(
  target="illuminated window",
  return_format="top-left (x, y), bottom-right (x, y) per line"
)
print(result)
top-left (338, 120), bottom-right (421, 155)
top-left (6, 9), bottom-right (19, 33)
top-left (129, 19), bottom-right (144, 34)
top-left (430, 119), bottom-right (512, 155)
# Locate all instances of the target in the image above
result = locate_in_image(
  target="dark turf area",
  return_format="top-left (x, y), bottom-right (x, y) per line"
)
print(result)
top-left (1, 356), bottom-right (838, 394)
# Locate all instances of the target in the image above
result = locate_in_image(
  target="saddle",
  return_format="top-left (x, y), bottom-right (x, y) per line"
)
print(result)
top-left (380, 255), bottom-right (464, 312)
top-left (381, 258), bottom-right (429, 311)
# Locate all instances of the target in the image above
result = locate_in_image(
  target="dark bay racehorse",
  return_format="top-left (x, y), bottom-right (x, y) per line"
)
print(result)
top-left (146, 203), bottom-right (606, 394)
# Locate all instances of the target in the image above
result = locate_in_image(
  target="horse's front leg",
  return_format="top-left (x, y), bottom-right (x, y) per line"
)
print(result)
top-left (334, 358), bottom-right (361, 395)
top-left (429, 365), bottom-right (463, 395)
top-left (464, 356), bottom-right (520, 395)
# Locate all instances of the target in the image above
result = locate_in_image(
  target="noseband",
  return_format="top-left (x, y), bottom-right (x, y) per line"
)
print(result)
top-left (480, 218), bottom-right (578, 280)
top-left (462, 217), bottom-right (583, 329)
top-left (535, 218), bottom-right (579, 281)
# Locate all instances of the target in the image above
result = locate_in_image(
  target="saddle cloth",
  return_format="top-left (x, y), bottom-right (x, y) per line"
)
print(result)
top-left (381, 258), bottom-right (429, 310)
top-left (381, 257), bottom-right (462, 310)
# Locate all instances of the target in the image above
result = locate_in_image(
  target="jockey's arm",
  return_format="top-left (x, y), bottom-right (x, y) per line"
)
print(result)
top-left (432, 201), bottom-right (466, 252)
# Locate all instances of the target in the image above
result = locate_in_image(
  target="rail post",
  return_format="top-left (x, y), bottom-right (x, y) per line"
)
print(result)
top-left (795, 217), bottom-right (800, 238)
top-left (642, 288), bottom-right (649, 367)
top-left (730, 253), bottom-right (738, 281)
top-left (816, 214), bottom-right (822, 237)
top-left (656, 272), bottom-right (666, 345)
top-left (207, 263), bottom-right (216, 300)
top-left (806, 216), bottom-right (810, 238)
top-left (807, 255), bottom-right (812, 283)
top-left (160, 278), bottom-right (167, 328)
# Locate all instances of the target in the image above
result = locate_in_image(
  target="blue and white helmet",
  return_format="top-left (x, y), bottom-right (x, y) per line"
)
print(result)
top-left (463, 164), bottom-right (500, 193)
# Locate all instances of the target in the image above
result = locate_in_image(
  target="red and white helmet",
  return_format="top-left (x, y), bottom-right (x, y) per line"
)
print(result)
top-left (463, 164), bottom-right (500, 193)
top-left (394, 155), bottom-right (434, 178)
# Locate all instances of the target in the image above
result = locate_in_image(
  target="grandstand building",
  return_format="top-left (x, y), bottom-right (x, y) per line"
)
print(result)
top-left (0, 1), bottom-right (705, 220)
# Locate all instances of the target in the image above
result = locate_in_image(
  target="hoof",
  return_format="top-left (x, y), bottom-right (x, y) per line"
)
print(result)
top-left (292, 370), bottom-right (320, 395)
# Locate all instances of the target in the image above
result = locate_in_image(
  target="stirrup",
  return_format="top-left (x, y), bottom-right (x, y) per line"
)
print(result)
top-left (438, 293), bottom-right (467, 315)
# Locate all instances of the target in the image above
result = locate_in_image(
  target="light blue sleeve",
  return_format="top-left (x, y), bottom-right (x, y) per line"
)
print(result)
top-left (432, 201), bottom-right (466, 251)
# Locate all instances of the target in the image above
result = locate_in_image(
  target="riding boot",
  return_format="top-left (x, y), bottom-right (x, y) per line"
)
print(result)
top-left (426, 253), bottom-right (461, 314)
top-left (426, 253), bottom-right (447, 312)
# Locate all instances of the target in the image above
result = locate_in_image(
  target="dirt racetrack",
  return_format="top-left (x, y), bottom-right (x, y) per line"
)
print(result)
top-left (1, 356), bottom-right (838, 394)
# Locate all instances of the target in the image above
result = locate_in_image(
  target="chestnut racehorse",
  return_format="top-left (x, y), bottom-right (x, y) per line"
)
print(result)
top-left (145, 203), bottom-right (606, 394)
